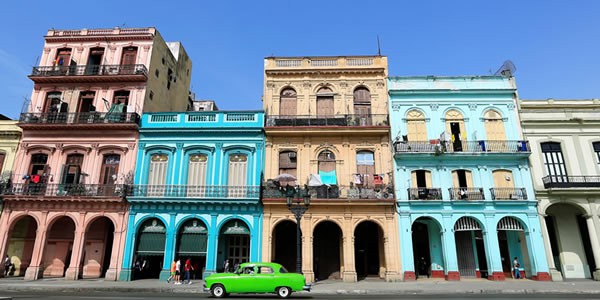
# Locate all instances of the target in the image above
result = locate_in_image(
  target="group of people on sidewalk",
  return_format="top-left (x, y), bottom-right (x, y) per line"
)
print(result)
top-left (167, 257), bottom-right (195, 285)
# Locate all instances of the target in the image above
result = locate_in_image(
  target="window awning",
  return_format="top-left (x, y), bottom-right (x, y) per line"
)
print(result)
top-left (222, 222), bottom-right (250, 235)
top-left (136, 232), bottom-right (166, 256)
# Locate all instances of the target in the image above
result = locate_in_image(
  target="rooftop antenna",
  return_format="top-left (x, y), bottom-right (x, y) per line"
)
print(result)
top-left (377, 35), bottom-right (382, 56)
top-left (494, 60), bottom-right (516, 77)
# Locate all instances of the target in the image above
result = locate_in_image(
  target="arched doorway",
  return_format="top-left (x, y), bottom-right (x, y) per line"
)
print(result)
top-left (217, 219), bottom-right (250, 272)
top-left (412, 217), bottom-right (444, 279)
top-left (445, 109), bottom-right (466, 152)
top-left (80, 217), bottom-right (115, 279)
top-left (454, 217), bottom-right (488, 278)
top-left (176, 219), bottom-right (208, 279)
top-left (545, 203), bottom-right (596, 279)
top-left (4, 216), bottom-right (37, 277)
top-left (354, 221), bottom-right (383, 280)
top-left (134, 218), bottom-right (166, 280)
top-left (42, 216), bottom-right (76, 278)
top-left (497, 217), bottom-right (530, 279)
top-left (272, 220), bottom-right (297, 272)
top-left (313, 221), bottom-right (342, 281)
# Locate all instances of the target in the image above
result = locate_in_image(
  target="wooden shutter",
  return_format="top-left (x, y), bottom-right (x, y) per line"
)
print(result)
top-left (484, 110), bottom-right (506, 141)
top-left (411, 171), bottom-right (418, 188)
top-left (148, 155), bottom-right (168, 185)
top-left (279, 89), bottom-right (297, 116)
top-left (316, 87), bottom-right (334, 117)
top-left (425, 171), bottom-right (432, 188)
top-left (465, 171), bottom-right (474, 187)
top-left (188, 154), bottom-right (207, 196)
top-left (99, 155), bottom-right (120, 185)
top-left (451, 171), bottom-right (459, 187)
top-left (0, 153), bottom-right (5, 173)
top-left (492, 170), bottom-right (514, 188)
top-left (120, 47), bottom-right (138, 65)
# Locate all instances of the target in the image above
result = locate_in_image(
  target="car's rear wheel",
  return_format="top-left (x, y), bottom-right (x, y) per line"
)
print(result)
top-left (276, 286), bottom-right (291, 298)
top-left (211, 284), bottom-right (226, 298)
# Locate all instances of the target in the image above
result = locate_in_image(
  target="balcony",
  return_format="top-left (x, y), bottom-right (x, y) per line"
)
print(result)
top-left (266, 114), bottom-right (389, 127)
top-left (262, 183), bottom-right (395, 200)
top-left (127, 185), bottom-right (261, 199)
top-left (407, 188), bottom-right (443, 200)
top-left (29, 64), bottom-right (148, 83)
top-left (1, 183), bottom-right (126, 198)
top-left (542, 176), bottom-right (600, 189)
top-left (448, 187), bottom-right (485, 200)
top-left (490, 188), bottom-right (528, 200)
top-left (394, 140), bottom-right (530, 155)
top-left (19, 112), bottom-right (140, 129)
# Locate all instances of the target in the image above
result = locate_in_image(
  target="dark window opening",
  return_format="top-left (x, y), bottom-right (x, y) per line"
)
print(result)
top-left (457, 170), bottom-right (467, 188)
top-left (416, 170), bottom-right (427, 188)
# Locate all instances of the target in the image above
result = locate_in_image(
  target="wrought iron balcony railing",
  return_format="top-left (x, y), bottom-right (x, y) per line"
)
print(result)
top-left (407, 188), bottom-right (443, 200)
top-left (30, 64), bottom-right (148, 77)
top-left (266, 114), bottom-right (389, 127)
top-left (19, 112), bottom-right (140, 125)
top-left (127, 185), bottom-right (261, 198)
top-left (542, 176), bottom-right (600, 188)
top-left (394, 140), bottom-right (530, 154)
top-left (448, 187), bottom-right (485, 200)
top-left (1, 183), bottom-right (126, 197)
top-left (262, 184), bottom-right (395, 200)
top-left (490, 188), bottom-right (528, 200)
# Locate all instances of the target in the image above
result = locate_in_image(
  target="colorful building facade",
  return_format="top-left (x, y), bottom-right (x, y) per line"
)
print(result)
top-left (0, 118), bottom-right (22, 187)
top-left (520, 99), bottom-right (600, 281)
top-left (0, 27), bottom-right (191, 281)
top-left (389, 76), bottom-right (550, 281)
top-left (119, 110), bottom-right (265, 281)
top-left (261, 56), bottom-right (401, 283)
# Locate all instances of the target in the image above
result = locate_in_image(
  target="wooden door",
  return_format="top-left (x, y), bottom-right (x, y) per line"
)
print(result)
top-left (279, 89), bottom-right (297, 116)
top-left (317, 96), bottom-right (334, 117)
top-left (99, 155), bottom-right (120, 185)
top-left (228, 154), bottom-right (248, 197)
top-left (187, 154), bottom-right (208, 196)
top-left (120, 47), bottom-right (138, 74)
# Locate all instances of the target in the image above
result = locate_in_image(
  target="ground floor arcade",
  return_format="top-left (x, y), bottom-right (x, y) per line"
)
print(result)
top-left (537, 192), bottom-right (600, 281)
top-left (397, 202), bottom-right (551, 281)
top-left (0, 199), bottom-right (128, 280)
top-left (119, 202), bottom-right (262, 281)
top-left (262, 199), bottom-right (401, 283)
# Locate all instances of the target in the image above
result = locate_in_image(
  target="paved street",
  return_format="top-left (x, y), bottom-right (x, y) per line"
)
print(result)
top-left (3, 291), bottom-right (600, 300)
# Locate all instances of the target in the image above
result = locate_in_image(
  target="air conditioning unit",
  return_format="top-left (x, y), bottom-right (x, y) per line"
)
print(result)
top-left (288, 152), bottom-right (297, 158)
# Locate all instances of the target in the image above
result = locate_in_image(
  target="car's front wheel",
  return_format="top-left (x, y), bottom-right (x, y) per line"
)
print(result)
top-left (211, 284), bottom-right (227, 298)
top-left (276, 286), bottom-right (292, 298)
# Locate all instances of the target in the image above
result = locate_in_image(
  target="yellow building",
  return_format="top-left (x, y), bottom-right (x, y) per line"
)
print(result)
top-left (261, 56), bottom-right (401, 282)
top-left (0, 117), bottom-right (22, 192)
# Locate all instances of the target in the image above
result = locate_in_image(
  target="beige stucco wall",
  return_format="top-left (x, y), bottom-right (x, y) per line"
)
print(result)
top-left (0, 121), bottom-right (21, 178)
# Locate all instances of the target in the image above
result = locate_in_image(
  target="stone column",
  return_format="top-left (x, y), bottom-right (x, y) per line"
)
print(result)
top-left (342, 217), bottom-right (357, 282)
top-left (118, 213), bottom-right (136, 281)
top-left (302, 213), bottom-right (314, 283)
top-left (0, 207), bottom-right (12, 277)
top-left (383, 214), bottom-right (401, 281)
top-left (65, 229), bottom-right (86, 280)
top-left (441, 215), bottom-right (459, 280)
top-left (104, 223), bottom-right (125, 281)
top-left (398, 213), bottom-right (415, 280)
top-left (25, 225), bottom-right (48, 280)
top-left (531, 214), bottom-right (555, 281)
top-left (585, 215), bottom-right (600, 281)
top-left (483, 215), bottom-right (504, 281)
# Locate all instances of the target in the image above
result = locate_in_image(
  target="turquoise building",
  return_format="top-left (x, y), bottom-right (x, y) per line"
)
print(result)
top-left (388, 76), bottom-right (550, 281)
top-left (119, 110), bottom-right (265, 281)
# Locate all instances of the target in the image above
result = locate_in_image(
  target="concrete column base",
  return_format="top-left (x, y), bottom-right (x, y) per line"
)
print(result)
top-left (159, 269), bottom-right (170, 282)
top-left (384, 271), bottom-right (402, 282)
top-left (118, 268), bottom-right (132, 281)
top-left (488, 271), bottom-right (505, 281)
top-left (548, 269), bottom-right (563, 281)
top-left (403, 271), bottom-right (416, 281)
top-left (104, 268), bottom-right (118, 281)
top-left (445, 271), bottom-right (460, 281)
top-left (431, 270), bottom-right (445, 278)
top-left (532, 272), bottom-right (552, 281)
top-left (304, 271), bottom-right (315, 283)
top-left (64, 267), bottom-right (80, 280)
top-left (593, 270), bottom-right (600, 281)
top-left (24, 266), bottom-right (41, 281)
top-left (342, 271), bottom-right (357, 282)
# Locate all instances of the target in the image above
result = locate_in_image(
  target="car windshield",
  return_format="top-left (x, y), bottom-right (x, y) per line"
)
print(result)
top-left (279, 266), bottom-right (288, 273)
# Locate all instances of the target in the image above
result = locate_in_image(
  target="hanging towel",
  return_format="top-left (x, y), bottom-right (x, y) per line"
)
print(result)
top-left (319, 170), bottom-right (337, 185)
top-left (373, 174), bottom-right (383, 185)
top-left (353, 174), bottom-right (363, 185)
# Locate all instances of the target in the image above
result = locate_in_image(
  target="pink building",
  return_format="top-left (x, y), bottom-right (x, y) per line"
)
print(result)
top-left (0, 27), bottom-right (192, 280)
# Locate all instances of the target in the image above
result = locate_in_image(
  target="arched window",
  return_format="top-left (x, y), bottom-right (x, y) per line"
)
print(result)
top-left (228, 154), bottom-right (248, 186)
top-left (541, 142), bottom-right (567, 182)
top-left (484, 110), bottom-right (506, 141)
top-left (44, 92), bottom-right (63, 113)
top-left (316, 87), bottom-right (334, 117)
top-left (99, 154), bottom-right (120, 185)
top-left (353, 87), bottom-right (371, 116)
top-left (406, 110), bottom-right (427, 141)
top-left (318, 150), bottom-right (336, 184)
top-left (148, 154), bottom-right (168, 185)
top-left (61, 154), bottom-right (84, 185)
top-left (278, 151), bottom-right (297, 181)
top-left (86, 47), bottom-right (104, 75)
top-left (445, 109), bottom-right (466, 151)
top-left (355, 151), bottom-right (375, 186)
top-left (279, 88), bottom-right (297, 116)
top-left (28, 153), bottom-right (49, 181)
top-left (188, 154), bottom-right (208, 187)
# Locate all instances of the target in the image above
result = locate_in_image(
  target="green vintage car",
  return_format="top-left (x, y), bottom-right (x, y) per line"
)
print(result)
top-left (203, 262), bottom-right (311, 298)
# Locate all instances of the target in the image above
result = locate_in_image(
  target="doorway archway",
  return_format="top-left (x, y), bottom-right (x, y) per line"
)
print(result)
top-left (272, 220), bottom-right (297, 272)
top-left (313, 221), bottom-right (342, 281)
top-left (354, 221), bottom-right (383, 280)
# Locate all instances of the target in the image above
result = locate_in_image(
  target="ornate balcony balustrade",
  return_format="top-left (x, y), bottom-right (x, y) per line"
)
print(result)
top-left (448, 187), bottom-right (485, 200)
top-left (1, 183), bottom-right (126, 198)
top-left (262, 183), bottom-right (395, 200)
top-left (266, 114), bottom-right (389, 127)
top-left (394, 140), bottom-right (530, 154)
top-left (490, 187), bottom-right (528, 200)
top-left (19, 112), bottom-right (140, 125)
top-left (30, 64), bottom-right (148, 77)
top-left (127, 185), bottom-right (261, 198)
top-left (542, 176), bottom-right (600, 188)
top-left (407, 188), bottom-right (443, 200)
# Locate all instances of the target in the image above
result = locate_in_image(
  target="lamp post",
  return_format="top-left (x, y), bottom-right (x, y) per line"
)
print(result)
top-left (284, 184), bottom-right (310, 274)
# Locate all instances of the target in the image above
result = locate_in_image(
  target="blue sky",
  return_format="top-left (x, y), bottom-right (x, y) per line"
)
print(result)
top-left (0, 0), bottom-right (598, 119)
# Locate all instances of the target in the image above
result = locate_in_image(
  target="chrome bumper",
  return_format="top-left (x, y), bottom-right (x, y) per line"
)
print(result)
top-left (303, 284), bottom-right (312, 292)
top-left (203, 283), bottom-right (210, 292)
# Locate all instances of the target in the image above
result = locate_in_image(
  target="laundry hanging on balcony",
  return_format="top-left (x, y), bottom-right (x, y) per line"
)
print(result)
top-left (308, 174), bottom-right (323, 187)
top-left (318, 170), bottom-right (337, 185)
top-left (105, 103), bottom-right (125, 122)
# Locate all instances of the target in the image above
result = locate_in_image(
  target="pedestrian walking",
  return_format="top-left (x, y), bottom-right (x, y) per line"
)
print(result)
top-left (167, 259), bottom-right (176, 283)
top-left (174, 258), bottom-right (182, 284)
top-left (223, 258), bottom-right (230, 273)
top-left (3, 255), bottom-right (11, 277)
top-left (184, 257), bottom-right (193, 284)
top-left (513, 257), bottom-right (522, 279)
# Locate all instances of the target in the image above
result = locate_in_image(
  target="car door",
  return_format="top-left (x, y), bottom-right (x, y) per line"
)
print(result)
top-left (254, 265), bottom-right (275, 292)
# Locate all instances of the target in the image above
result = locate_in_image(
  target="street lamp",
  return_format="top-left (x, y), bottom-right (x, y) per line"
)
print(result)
top-left (283, 184), bottom-right (310, 274)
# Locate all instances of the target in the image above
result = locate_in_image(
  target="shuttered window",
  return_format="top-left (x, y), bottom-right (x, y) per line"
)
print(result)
top-left (492, 170), bottom-right (514, 188)
top-left (278, 151), bottom-right (297, 179)
top-left (353, 87), bottom-right (371, 120)
top-left (228, 154), bottom-right (247, 197)
top-left (316, 87), bottom-right (334, 117)
top-left (356, 151), bottom-right (375, 187)
top-left (594, 142), bottom-right (600, 168)
top-left (148, 154), bottom-right (168, 196)
top-left (406, 110), bottom-right (427, 141)
top-left (484, 110), bottom-right (506, 141)
top-left (188, 154), bottom-right (207, 196)
top-left (279, 88), bottom-right (297, 116)
top-left (541, 142), bottom-right (567, 182)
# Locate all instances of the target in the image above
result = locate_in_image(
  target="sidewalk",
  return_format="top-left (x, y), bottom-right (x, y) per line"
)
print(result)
top-left (0, 277), bottom-right (599, 295)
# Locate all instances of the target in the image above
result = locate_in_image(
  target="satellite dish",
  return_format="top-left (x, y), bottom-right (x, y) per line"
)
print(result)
top-left (494, 60), bottom-right (516, 77)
